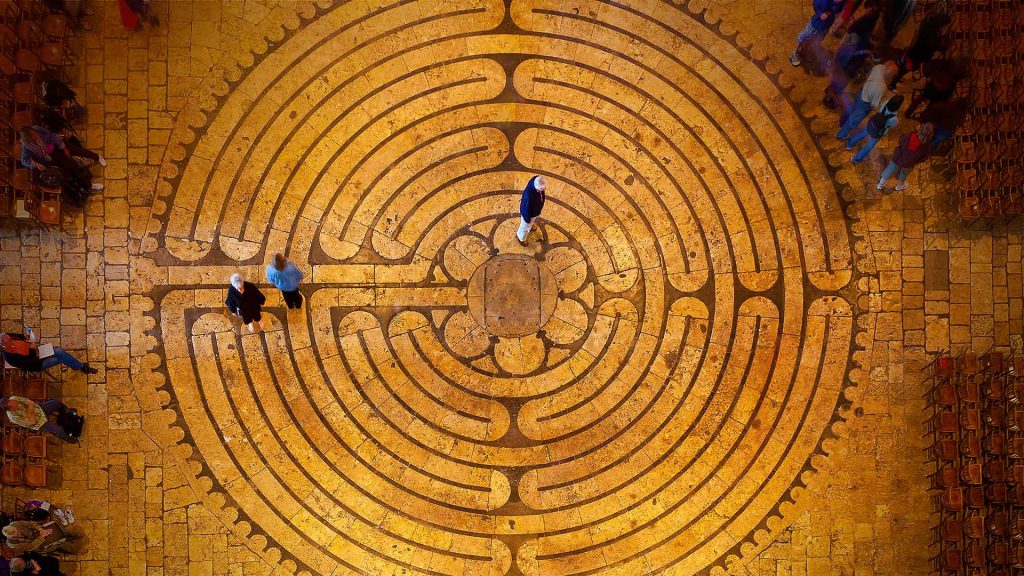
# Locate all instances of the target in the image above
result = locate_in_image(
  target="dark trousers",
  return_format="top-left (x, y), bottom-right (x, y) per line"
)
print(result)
top-left (282, 290), bottom-right (303, 309)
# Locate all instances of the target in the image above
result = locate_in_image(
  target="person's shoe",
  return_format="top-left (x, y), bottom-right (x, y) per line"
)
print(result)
top-left (52, 508), bottom-right (69, 526)
top-left (876, 182), bottom-right (885, 191)
top-left (895, 183), bottom-right (909, 191)
top-left (64, 508), bottom-right (76, 524)
top-left (789, 52), bottom-right (800, 67)
top-left (98, 155), bottom-right (107, 167)
top-left (851, 157), bottom-right (864, 164)
top-left (81, 364), bottom-right (98, 374)
top-left (91, 183), bottom-right (104, 191)
top-left (517, 238), bottom-right (528, 247)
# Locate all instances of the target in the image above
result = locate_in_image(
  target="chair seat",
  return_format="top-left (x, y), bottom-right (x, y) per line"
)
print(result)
top-left (16, 49), bottom-right (41, 71)
top-left (24, 463), bottom-right (46, 487)
top-left (2, 431), bottom-right (25, 455)
top-left (1, 462), bottom-right (24, 485)
top-left (12, 169), bottom-right (34, 192)
top-left (36, 200), bottom-right (59, 226)
top-left (42, 14), bottom-right (67, 38)
top-left (24, 434), bottom-right (46, 459)
top-left (13, 81), bottom-right (34, 104)
top-left (39, 44), bottom-right (64, 67)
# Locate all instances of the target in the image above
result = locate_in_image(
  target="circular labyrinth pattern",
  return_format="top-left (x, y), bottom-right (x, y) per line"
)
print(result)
top-left (152, 1), bottom-right (856, 575)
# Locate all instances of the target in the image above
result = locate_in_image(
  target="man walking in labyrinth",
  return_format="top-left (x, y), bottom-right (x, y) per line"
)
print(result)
top-left (517, 175), bottom-right (547, 247)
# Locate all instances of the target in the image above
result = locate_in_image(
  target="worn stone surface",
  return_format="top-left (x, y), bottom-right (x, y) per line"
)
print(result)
top-left (1, 1), bottom-right (1022, 576)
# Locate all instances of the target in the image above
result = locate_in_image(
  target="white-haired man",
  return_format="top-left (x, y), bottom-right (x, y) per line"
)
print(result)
top-left (225, 273), bottom-right (266, 333)
top-left (517, 175), bottom-right (547, 246)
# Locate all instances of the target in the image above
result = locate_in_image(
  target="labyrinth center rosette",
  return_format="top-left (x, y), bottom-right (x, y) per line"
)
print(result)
top-left (153, 0), bottom-right (856, 575)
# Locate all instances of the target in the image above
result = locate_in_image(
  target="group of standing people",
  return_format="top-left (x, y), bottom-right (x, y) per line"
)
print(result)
top-left (790, 0), bottom-right (969, 193)
top-left (226, 253), bottom-right (305, 333)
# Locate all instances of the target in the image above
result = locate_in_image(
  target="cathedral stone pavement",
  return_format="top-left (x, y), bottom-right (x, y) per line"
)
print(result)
top-left (1, 1), bottom-right (1020, 576)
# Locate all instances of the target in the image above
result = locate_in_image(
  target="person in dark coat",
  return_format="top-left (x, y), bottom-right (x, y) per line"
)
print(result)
top-left (11, 550), bottom-right (66, 576)
top-left (877, 122), bottom-right (934, 192)
top-left (517, 175), bottom-right (547, 247)
top-left (892, 11), bottom-right (950, 87)
top-left (918, 98), bottom-right (967, 148)
top-left (225, 274), bottom-right (266, 333)
top-left (906, 57), bottom-right (968, 117)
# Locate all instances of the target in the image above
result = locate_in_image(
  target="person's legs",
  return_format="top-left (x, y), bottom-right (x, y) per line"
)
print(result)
top-left (38, 399), bottom-right (68, 414)
top-left (283, 290), bottom-right (302, 309)
top-left (852, 135), bottom-right (880, 163)
top-left (40, 348), bottom-right (84, 371)
top-left (41, 421), bottom-right (73, 442)
top-left (837, 98), bottom-right (870, 139)
top-left (846, 128), bottom-right (869, 148)
top-left (895, 167), bottom-right (911, 189)
top-left (790, 19), bottom-right (820, 64)
top-left (877, 160), bottom-right (899, 188)
top-left (64, 140), bottom-right (99, 162)
top-left (516, 217), bottom-right (534, 243)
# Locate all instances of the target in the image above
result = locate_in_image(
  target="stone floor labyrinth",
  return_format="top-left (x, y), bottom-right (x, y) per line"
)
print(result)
top-left (137, 0), bottom-right (858, 574)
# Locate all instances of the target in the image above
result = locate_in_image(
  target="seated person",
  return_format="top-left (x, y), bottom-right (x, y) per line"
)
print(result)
top-left (1, 332), bottom-right (97, 374)
top-left (18, 126), bottom-right (104, 204)
top-left (1, 396), bottom-right (82, 443)
top-left (1, 521), bottom-right (89, 555)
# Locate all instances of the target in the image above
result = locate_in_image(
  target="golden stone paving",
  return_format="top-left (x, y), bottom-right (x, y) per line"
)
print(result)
top-left (2, 1), bottom-right (1021, 576)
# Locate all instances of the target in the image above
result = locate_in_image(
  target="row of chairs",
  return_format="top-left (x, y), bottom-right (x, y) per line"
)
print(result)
top-left (928, 351), bottom-right (1024, 574)
top-left (943, 0), bottom-right (1024, 227)
top-left (0, 0), bottom-right (78, 226)
top-left (0, 366), bottom-right (62, 489)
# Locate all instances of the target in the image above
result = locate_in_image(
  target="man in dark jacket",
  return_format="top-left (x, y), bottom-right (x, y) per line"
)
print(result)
top-left (517, 175), bottom-right (547, 247)
top-left (225, 274), bottom-right (267, 333)
top-left (790, 0), bottom-right (848, 67)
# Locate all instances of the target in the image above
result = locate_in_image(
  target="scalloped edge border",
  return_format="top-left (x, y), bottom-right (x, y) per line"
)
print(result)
top-left (128, 0), bottom-right (875, 574)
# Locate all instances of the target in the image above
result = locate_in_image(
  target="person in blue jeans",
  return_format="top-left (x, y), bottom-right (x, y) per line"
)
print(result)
top-left (790, 0), bottom-right (848, 67)
top-left (0, 333), bottom-right (97, 374)
top-left (265, 253), bottom-right (305, 309)
top-left (847, 94), bottom-right (904, 163)
top-left (837, 61), bottom-right (898, 140)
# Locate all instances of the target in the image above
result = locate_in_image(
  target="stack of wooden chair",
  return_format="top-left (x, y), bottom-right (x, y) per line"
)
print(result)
top-left (0, 366), bottom-right (61, 489)
top-left (0, 0), bottom-right (79, 227)
top-left (944, 0), bottom-right (1024, 226)
top-left (928, 350), bottom-right (1024, 575)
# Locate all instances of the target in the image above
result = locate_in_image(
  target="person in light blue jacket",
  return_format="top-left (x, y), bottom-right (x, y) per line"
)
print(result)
top-left (265, 253), bottom-right (304, 309)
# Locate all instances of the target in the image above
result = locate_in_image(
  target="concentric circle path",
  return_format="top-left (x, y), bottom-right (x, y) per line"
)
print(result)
top-left (147, 0), bottom-right (856, 574)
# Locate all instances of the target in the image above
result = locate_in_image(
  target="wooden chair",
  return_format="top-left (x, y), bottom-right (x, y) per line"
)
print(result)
top-left (1, 457), bottom-right (23, 485)
top-left (23, 434), bottom-right (45, 460)
top-left (1, 429), bottom-right (24, 455)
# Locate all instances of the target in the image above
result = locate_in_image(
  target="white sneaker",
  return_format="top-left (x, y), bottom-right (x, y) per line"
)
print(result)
top-left (64, 508), bottom-right (75, 524)
top-left (91, 183), bottom-right (104, 191)
top-left (895, 183), bottom-right (909, 191)
top-left (98, 155), bottom-right (107, 167)
top-left (52, 509), bottom-right (68, 526)
top-left (876, 182), bottom-right (885, 191)
top-left (789, 53), bottom-right (801, 67)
